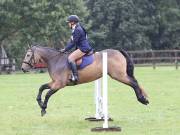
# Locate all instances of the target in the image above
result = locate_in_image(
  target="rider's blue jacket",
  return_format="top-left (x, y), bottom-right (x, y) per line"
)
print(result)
top-left (64, 24), bottom-right (92, 53)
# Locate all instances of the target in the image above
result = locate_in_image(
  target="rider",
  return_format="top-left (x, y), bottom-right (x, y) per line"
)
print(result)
top-left (60, 15), bottom-right (93, 83)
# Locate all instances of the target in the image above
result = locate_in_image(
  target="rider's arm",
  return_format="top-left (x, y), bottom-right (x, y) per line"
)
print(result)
top-left (63, 28), bottom-right (82, 52)
top-left (64, 41), bottom-right (74, 52)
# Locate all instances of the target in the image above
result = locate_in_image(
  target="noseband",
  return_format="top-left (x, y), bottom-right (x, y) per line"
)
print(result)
top-left (23, 49), bottom-right (36, 68)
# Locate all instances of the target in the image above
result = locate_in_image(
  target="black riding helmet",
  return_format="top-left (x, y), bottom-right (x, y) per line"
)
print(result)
top-left (67, 15), bottom-right (79, 23)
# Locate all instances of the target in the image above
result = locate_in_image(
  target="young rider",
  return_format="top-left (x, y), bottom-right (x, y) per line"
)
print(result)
top-left (60, 15), bottom-right (93, 83)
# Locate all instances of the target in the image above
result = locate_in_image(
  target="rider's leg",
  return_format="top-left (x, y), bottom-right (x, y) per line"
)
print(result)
top-left (68, 49), bottom-right (85, 82)
top-left (76, 58), bottom-right (82, 66)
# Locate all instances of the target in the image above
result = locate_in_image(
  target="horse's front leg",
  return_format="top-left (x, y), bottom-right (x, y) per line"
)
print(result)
top-left (41, 81), bottom-right (65, 116)
top-left (41, 89), bottom-right (58, 116)
top-left (36, 83), bottom-right (50, 108)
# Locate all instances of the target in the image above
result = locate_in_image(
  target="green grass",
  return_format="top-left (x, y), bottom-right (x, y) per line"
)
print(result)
top-left (0, 67), bottom-right (180, 135)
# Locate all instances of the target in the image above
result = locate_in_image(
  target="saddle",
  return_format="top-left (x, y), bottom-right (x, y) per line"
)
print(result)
top-left (77, 53), bottom-right (94, 70)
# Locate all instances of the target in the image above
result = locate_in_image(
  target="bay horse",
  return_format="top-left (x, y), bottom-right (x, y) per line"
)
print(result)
top-left (21, 45), bottom-right (149, 116)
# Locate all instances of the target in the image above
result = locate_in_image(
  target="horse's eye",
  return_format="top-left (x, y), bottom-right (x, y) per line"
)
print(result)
top-left (27, 54), bottom-right (30, 57)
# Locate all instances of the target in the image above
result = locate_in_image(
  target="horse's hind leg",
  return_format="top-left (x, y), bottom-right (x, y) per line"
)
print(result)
top-left (110, 73), bottom-right (149, 105)
top-left (127, 76), bottom-right (149, 105)
top-left (36, 83), bottom-right (50, 108)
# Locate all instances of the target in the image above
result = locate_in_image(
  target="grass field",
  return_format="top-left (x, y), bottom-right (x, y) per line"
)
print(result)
top-left (0, 67), bottom-right (180, 135)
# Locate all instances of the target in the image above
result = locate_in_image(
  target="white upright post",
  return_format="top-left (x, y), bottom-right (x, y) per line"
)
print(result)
top-left (102, 52), bottom-right (108, 128)
top-left (95, 79), bottom-right (103, 119)
top-left (85, 78), bottom-right (103, 121)
top-left (91, 52), bottom-right (121, 132)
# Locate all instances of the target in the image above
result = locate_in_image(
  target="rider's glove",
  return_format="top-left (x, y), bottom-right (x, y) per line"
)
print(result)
top-left (60, 48), bottom-right (65, 53)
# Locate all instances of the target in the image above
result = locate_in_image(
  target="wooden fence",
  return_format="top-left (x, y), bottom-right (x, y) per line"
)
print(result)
top-left (0, 50), bottom-right (180, 73)
top-left (0, 57), bottom-right (16, 73)
top-left (127, 50), bottom-right (180, 69)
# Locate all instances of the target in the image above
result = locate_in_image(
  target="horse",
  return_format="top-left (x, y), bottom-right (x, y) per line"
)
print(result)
top-left (21, 45), bottom-right (149, 116)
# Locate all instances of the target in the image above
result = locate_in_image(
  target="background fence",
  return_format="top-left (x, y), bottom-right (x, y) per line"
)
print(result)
top-left (0, 57), bottom-right (16, 74)
top-left (127, 50), bottom-right (180, 69)
top-left (0, 50), bottom-right (180, 73)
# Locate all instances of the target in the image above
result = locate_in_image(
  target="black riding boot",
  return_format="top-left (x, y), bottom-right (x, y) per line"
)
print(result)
top-left (68, 61), bottom-right (79, 83)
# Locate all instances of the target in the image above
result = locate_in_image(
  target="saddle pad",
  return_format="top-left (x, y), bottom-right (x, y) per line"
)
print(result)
top-left (78, 54), bottom-right (94, 69)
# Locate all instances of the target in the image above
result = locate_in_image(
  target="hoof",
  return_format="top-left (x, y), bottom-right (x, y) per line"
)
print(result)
top-left (138, 96), bottom-right (149, 105)
top-left (41, 109), bottom-right (46, 117)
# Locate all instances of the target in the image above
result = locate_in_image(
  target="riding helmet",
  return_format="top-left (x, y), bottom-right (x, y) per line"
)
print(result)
top-left (67, 15), bottom-right (79, 23)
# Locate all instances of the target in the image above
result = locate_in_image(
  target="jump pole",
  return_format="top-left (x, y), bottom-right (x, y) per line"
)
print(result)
top-left (95, 79), bottom-right (103, 120)
top-left (91, 52), bottom-right (121, 132)
top-left (85, 67), bottom-right (112, 121)
top-left (85, 78), bottom-right (105, 121)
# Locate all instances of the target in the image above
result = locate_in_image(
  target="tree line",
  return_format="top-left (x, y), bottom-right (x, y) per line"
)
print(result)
top-left (0, 0), bottom-right (179, 60)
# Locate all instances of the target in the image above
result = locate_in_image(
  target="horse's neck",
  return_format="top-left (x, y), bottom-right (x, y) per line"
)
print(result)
top-left (36, 47), bottom-right (67, 66)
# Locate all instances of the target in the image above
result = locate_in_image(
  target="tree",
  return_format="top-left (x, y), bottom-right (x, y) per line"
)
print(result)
top-left (86, 0), bottom-right (155, 50)
top-left (150, 0), bottom-right (180, 49)
top-left (0, 0), bottom-right (89, 68)
top-left (86, 0), bottom-right (180, 51)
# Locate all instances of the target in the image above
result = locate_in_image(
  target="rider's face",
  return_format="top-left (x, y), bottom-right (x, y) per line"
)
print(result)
top-left (68, 22), bottom-right (71, 28)
top-left (68, 22), bottom-right (75, 28)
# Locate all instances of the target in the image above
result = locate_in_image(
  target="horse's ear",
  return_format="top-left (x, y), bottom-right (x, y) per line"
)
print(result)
top-left (28, 43), bottom-right (32, 49)
top-left (27, 43), bottom-right (32, 49)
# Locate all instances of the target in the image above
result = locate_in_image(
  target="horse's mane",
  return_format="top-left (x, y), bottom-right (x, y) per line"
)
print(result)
top-left (30, 43), bottom-right (63, 54)
top-left (31, 44), bottom-right (68, 58)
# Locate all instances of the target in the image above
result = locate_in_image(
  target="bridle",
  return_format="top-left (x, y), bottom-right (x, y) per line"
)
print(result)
top-left (23, 46), bottom-right (64, 69)
top-left (23, 48), bottom-right (36, 68)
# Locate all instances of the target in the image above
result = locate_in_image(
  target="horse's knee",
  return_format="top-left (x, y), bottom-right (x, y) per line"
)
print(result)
top-left (39, 84), bottom-right (49, 91)
top-left (51, 82), bottom-right (65, 90)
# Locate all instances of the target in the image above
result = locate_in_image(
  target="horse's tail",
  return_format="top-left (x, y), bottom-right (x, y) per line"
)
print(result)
top-left (120, 49), bottom-right (148, 98)
top-left (120, 49), bottom-right (134, 78)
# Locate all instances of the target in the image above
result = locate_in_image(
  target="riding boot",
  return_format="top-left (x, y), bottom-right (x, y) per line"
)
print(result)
top-left (68, 61), bottom-right (79, 83)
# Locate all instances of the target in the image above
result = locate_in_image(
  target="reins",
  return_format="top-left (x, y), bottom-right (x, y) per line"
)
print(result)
top-left (47, 51), bottom-right (67, 60)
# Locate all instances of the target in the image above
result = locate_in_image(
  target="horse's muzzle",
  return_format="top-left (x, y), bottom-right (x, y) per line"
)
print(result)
top-left (21, 68), bottom-right (28, 73)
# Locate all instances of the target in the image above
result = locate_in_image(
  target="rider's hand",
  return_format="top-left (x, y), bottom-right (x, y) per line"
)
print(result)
top-left (60, 48), bottom-right (65, 53)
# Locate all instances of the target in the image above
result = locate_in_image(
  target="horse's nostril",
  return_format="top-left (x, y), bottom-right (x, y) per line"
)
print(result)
top-left (22, 68), bottom-right (26, 73)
